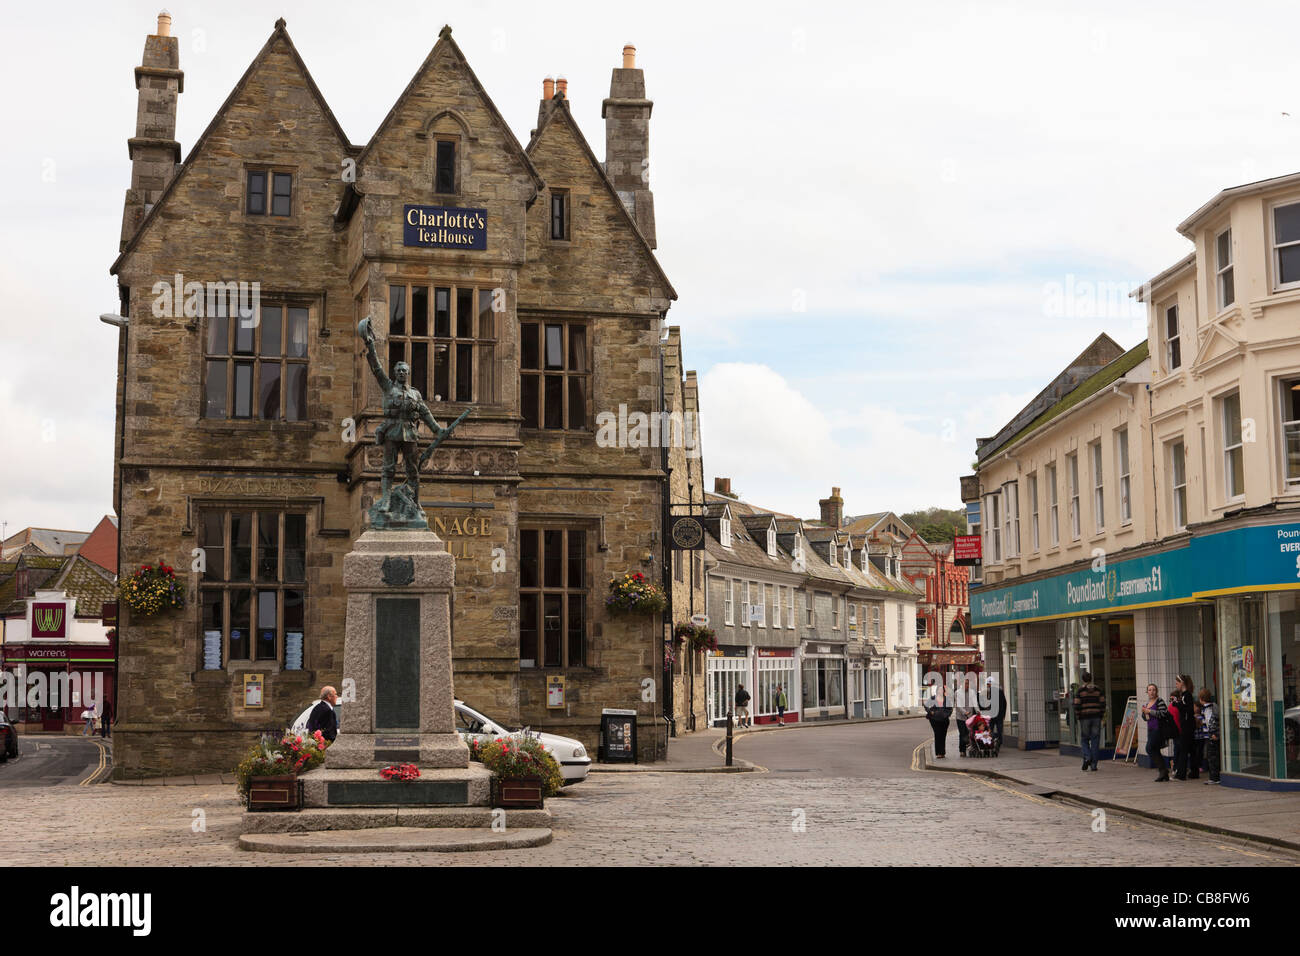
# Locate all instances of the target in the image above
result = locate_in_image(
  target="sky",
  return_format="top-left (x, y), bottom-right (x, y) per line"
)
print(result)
top-left (3, 0), bottom-right (1300, 535)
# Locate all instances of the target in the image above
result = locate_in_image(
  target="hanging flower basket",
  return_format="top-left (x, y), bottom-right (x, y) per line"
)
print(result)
top-left (674, 622), bottom-right (717, 653)
top-left (118, 562), bottom-right (185, 616)
top-left (606, 572), bottom-right (667, 617)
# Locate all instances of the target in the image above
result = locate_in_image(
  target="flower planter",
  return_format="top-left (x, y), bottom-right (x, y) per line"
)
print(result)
top-left (247, 774), bottom-right (299, 812)
top-left (493, 775), bottom-right (544, 809)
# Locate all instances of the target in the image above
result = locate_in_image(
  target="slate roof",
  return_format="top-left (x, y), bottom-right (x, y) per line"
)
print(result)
top-left (1, 527), bottom-right (89, 559)
top-left (54, 557), bottom-right (118, 618)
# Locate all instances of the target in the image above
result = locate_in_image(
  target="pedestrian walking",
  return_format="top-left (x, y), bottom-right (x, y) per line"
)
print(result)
top-left (1073, 671), bottom-right (1105, 771)
top-left (1198, 688), bottom-right (1221, 784)
top-left (99, 698), bottom-right (112, 738)
top-left (80, 708), bottom-right (96, 736)
top-left (953, 677), bottom-right (977, 757)
top-left (984, 676), bottom-right (1007, 748)
top-left (1169, 675), bottom-right (1196, 780)
top-left (775, 684), bottom-right (788, 726)
top-left (734, 684), bottom-right (751, 729)
top-left (1140, 683), bottom-right (1171, 782)
top-left (925, 684), bottom-right (953, 758)
top-left (306, 686), bottom-right (340, 742)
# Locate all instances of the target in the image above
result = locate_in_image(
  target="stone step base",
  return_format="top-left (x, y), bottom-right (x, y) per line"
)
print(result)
top-left (239, 827), bottom-right (552, 854)
top-left (242, 806), bottom-right (552, 833)
top-left (301, 766), bottom-right (492, 808)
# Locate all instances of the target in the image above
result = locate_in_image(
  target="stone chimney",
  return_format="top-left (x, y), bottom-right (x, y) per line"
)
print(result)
top-left (535, 76), bottom-right (558, 135)
top-left (714, 477), bottom-right (731, 496)
top-left (120, 11), bottom-right (183, 251)
top-left (819, 487), bottom-right (844, 528)
top-left (602, 43), bottom-right (656, 247)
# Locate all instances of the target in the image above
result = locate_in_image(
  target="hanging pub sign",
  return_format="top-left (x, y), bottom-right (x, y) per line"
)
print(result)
top-left (669, 516), bottom-right (705, 550)
top-left (403, 205), bottom-right (487, 250)
top-left (101, 602), bottom-right (118, 627)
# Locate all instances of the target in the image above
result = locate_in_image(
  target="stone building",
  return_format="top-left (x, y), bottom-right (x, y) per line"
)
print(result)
top-left (106, 15), bottom-right (691, 774)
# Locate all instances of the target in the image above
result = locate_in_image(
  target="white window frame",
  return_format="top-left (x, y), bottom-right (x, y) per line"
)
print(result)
top-left (1216, 227), bottom-right (1234, 311)
top-left (872, 605), bottom-right (881, 639)
top-left (1091, 441), bottom-right (1105, 532)
top-left (860, 548), bottom-right (868, 572)
top-left (1116, 428), bottom-right (1131, 525)
top-left (829, 541), bottom-right (836, 566)
top-left (986, 492), bottom-right (1002, 562)
top-left (724, 579), bottom-right (734, 626)
top-left (832, 597), bottom-right (840, 630)
top-left (720, 514), bottom-right (732, 549)
top-left (1068, 453), bottom-right (1081, 541)
top-left (1272, 200), bottom-right (1300, 291)
top-left (767, 526), bottom-right (777, 557)
top-left (1164, 302), bottom-right (1181, 372)
top-left (897, 603), bottom-right (903, 641)
top-left (1281, 377), bottom-right (1300, 488)
top-left (1170, 439), bottom-right (1188, 531)
top-left (1221, 390), bottom-right (1245, 501)
top-left (1001, 481), bottom-right (1018, 558)
top-left (848, 602), bottom-right (858, 627)
top-left (843, 543), bottom-right (852, 570)
top-left (805, 590), bottom-right (815, 627)
top-left (1046, 462), bottom-right (1059, 547)
top-left (740, 580), bottom-right (751, 627)
top-left (765, 583), bottom-right (775, 627)
top-left (787, 586), bottom-right (796, 629)
top-left (1027, 473), bottom-right (1039, 552)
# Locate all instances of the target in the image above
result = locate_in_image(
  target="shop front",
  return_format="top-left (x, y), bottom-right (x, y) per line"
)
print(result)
top-left (3, 645), bottom-right (116, 733)
top-left (755, 648), bottom-right (799, 725)
top-left (706, 645), bottom-right (751, 727)
top-left (800, 642), bottom-right (846, 721)
top-left (973, 519), bottom-right (1300, 787)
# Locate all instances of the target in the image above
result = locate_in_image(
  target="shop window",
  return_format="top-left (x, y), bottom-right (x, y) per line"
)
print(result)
top-left (389, 283), bottom-right (496, 405)
top-left (521, 320), bottom-right (588, 429)
top-left (518, 527), bottom-right (586, 668)
top-left (204, 299), bottom-right (309, 421)
top-left (199, 510), bottom-right (307, 668)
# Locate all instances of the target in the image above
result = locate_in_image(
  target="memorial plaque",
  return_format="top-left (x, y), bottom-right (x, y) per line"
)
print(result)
top-left (376, 597), bottom-right (420, 730)
top-left (327, 780), bottom-right (469, 806)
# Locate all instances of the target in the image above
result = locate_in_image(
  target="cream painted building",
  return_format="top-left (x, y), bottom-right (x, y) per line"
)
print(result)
top-left (965, 172), bottom-right (1300, 789)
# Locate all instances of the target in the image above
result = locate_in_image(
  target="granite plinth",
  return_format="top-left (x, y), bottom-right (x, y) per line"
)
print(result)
top-left (239, 827), bottom-right (552, 854)
top-left (300, 767), bottom-right (491, 808)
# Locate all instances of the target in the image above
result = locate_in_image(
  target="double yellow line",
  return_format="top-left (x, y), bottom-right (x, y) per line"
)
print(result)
top-left (80, 739), bottom-right (109, 786)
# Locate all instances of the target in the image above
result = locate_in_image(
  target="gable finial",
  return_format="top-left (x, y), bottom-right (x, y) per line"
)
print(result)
top-left (274, 17), bottom-right (286, 31)
top-left (439, 24), bottom-right (452, 39)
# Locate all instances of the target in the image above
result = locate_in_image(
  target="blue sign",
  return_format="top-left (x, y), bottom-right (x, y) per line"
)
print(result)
top-left (971, 521), bottom-right (1300, 627)
top-left (403, 205), bottom-right (487, 250)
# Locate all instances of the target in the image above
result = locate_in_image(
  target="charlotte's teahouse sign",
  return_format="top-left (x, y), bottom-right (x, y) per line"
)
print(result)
top-left (403, 205), bottom-right (487, 250)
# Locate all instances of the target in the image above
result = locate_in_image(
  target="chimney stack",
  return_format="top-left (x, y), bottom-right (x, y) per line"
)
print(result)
top-left (714, 477), bottom-right (731, 496)
top-left (120, 11), bottom-right (183, 251)
top-left (542, 76), bottom-right (555, 99)
top-left (603, 42), bottom-right (657, 248)
top-left (819, 487), bottom-right (844, 528)
top-left (555, 75), bottom-right (568, 98)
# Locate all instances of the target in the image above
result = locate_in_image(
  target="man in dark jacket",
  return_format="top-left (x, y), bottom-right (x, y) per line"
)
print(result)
top-left (1073, 671), bottom-right (1105, 771)
top-left (734, 684), bottom-right (751, 728)
top-left (306, 686), bottom-right (339, 742)
top-left (984, 676), bottom-right (1007, 747)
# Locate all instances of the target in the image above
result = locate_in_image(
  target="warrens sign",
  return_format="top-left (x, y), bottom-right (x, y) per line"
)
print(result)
top-left (403, 205), bottom-right (487, 250)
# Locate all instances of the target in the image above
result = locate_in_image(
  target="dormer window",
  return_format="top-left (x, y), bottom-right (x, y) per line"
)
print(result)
top-left (720, 514), bottom-right (732, 548)
top-left (843, 544), bottom-right (852, 570)
top-left (860, 549), bottom-right (868, 573)
top-left (435, 139), bottom-right (457, 194)
top-left (829, 542), bottom-right (836, 565)
top-left (767, 527), bottom-right (777, 557)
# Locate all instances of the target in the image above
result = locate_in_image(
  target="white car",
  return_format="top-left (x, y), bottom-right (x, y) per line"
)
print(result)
top-left (455, 700), bottom-right (590, 785)
top-left (288, 699), bottom-right (592, 785)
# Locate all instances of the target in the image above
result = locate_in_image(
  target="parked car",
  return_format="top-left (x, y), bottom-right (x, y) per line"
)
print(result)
top-left (0, 710), bottom-right (18, 762)
top-left (455, 700), bottom-right (590, 785)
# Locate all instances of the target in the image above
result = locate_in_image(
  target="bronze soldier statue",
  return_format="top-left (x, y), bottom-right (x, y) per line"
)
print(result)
top-left (358, 317), bottom-right (467, 529)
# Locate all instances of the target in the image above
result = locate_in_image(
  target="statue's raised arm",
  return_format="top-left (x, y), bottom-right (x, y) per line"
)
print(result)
top-left (357, 317), bottom-right (390, 392)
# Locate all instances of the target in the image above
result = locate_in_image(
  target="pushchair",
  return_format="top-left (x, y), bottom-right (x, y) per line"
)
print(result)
top-left (966, 713), bottom-right (999, 757)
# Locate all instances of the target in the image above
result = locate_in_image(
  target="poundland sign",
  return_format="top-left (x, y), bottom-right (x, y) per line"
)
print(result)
top-left (972, 522), bottom-right (1300, 627)
top-left (403, 205), bottom-right (487, 249)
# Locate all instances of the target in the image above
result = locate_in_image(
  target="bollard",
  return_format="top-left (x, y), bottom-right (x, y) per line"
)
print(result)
top-left (726, 710), bottom-right (733, 767)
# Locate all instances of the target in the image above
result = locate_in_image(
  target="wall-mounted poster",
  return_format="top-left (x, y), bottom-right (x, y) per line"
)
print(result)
top-left (1231, 645), bottom-right (1256, 713)
top-left (243, 673), bottom-right (265, 709)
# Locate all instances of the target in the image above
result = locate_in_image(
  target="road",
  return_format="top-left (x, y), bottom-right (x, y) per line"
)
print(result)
top-left (0, 735), bottom-right (111, 788)
top-left (0, 719), bottom-right (1294, 865)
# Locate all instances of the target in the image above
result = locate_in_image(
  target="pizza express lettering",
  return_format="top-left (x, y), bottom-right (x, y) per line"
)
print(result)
top-left (193, 477), bottom-right (314, 496)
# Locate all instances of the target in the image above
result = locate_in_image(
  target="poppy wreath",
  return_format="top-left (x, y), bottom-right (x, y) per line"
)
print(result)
top-left (118, 561), bottom-right (185, 616)
top-left (379, 763), bottom-right (421, 781)
top-left (606, 572), bottom-right (667, 616)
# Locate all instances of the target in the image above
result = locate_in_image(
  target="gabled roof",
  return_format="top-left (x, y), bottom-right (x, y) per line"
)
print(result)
top-left (77, 516), bottom-right (119, 575)
top-left (53, 557), bottom-right (118, 618)
top-left (112, 18), bottom-right (354, 275)
top-left (356, 25), bottom-right (543, 196)
top-left (525, 97), bottom-right (675, 299)
top-left (1177, 169), bottom-right (1300, 237)
top-left (1, 527), bottom-right (89, 559)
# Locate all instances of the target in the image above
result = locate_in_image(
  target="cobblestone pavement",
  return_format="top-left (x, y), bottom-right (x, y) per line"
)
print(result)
top-left (4, 744), bottom-right (1296, 866)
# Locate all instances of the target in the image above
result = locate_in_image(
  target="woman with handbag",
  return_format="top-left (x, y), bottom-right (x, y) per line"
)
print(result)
top-left (1140, 683), bottom-right (1171, 782)
top-left (925, 683), bottom-right (953, 758)
top-left (1169, 675), bottom-right (1196, 780)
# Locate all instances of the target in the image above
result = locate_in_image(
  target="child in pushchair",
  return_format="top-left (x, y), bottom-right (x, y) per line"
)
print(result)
top-left (966, 712), bottom-right (999, 757)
